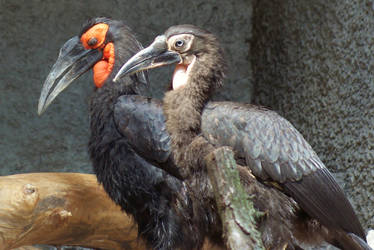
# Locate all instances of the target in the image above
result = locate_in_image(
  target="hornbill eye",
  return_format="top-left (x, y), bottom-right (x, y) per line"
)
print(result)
top-left (175, 40), bottom-right (184, 48)
top-left (88, 37), bottom-right (98, 47)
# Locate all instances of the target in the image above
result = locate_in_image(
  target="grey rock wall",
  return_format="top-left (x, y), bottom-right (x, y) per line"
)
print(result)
top-left (252, 0), bottom-right (374, 230)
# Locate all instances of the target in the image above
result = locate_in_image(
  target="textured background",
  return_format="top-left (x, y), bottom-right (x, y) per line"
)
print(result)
top-left (0, 0), bottom-right (252, 175)
top-left (252, 0), bottom-right (374, 232)
top-left (0, 0), bottom-right (373, 248)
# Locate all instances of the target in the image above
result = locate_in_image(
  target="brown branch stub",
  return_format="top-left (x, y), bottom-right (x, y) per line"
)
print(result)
top-left (205, 147), bottom-right (265, 250)
top-left (0, 173), bottom-right (146, 250)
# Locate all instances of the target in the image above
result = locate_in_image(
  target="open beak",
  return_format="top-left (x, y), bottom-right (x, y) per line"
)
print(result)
top-left (113, 35), bottom-right (181, 82)
top-left (38, 36), bottom-right (102, 115)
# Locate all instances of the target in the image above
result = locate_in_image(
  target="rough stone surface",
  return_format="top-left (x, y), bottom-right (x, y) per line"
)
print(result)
top-left (252, 0), bottom-right (374, 231)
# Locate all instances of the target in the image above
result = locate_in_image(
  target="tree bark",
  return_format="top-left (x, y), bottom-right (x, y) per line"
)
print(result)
top-left (0, 173), bottom-right (223, 250)
top-left (205, 147), bottom-right (264, 250)
top-left (0, 173), bottom-right (145, 250)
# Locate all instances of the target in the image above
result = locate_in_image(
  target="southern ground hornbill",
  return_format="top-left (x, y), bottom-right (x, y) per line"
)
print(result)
top-left (115, 25), bottom-right (371, 249)
top-left (37, 17), bottom-right (304, 249)
top-left (37, 18), bottom-right (204, 250)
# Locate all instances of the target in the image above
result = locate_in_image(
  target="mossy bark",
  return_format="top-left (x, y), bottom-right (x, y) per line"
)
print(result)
top-left (205, 147), bottom-right (264, 250)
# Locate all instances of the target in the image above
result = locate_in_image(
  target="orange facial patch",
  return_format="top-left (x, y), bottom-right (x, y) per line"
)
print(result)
top-left (80, 23), bottom-right (115, 88)
top-left (93, 42), bottom-right (115, 88)
top-left (81, 23), bottom-right (109, 50)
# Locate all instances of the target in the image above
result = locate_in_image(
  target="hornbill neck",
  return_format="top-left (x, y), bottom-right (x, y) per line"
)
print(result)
top-left (177, 45), bottom-right (226, 112)
top-left (182, 60), bottom-right (214, 108)
top-left (90, 76), bottom-right (136, 113)
top-left (89, 34), bottom-right (147, 153)
top-left (163, 48), bottom-right (226, 165)
top-left (91, 36), bottom-right (146, 115)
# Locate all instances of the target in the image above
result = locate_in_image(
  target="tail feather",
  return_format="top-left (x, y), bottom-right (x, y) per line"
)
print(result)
top-left (283, 168), bottom-right (365, 240)
top-left (327, 231), bottom-right (372, 250)
top-left (346, 233), bottom-right (373, 250)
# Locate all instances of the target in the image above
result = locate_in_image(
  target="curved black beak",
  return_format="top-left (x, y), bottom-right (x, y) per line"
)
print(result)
top-left (113, 35), bottom-right (181, 82)
top-left (38, 36), bottom-right (102, 115)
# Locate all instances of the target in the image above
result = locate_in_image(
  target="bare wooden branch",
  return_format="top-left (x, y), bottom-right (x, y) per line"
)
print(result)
top-left (205, 147), bottom-right (264, 250)
top-left (0, 173), bottom-right (225, 250)
top-left (0, 173), bottom-right (145, 250)
top-left (12, 247), bottom-right (40, 250)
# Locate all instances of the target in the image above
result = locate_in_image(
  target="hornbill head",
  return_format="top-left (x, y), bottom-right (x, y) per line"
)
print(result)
top-left (38, 17), bottom-right (147, 115)
top-left (114, 24), bottom-right (226, 91)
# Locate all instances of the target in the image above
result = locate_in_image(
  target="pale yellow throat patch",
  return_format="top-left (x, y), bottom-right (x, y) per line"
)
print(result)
top-left (172, 64), bottom-right (188, 90)
top-left (172, 56), bottom-right (196, 90)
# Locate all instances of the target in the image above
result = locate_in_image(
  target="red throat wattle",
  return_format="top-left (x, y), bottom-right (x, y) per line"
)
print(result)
top-left (93, 42), bottom-right (115, 88)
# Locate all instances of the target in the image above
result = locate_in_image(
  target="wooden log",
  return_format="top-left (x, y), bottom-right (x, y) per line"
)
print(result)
top-left (0, 173), bottom-right (223, 250)
top-left (0, 173), bottom-right (145, 250)
top-left (205, 147), bottom-right (264, 250)
top-left (12, 247), bottom-right (40, 250)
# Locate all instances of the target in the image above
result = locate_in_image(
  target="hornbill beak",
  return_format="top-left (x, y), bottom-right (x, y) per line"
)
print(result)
top-left (38, 36), bottom-right (102, 115)
top-left (113, 35), bottom-right (181, 82)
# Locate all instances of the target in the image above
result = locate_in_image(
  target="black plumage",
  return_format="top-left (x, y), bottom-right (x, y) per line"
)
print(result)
top-left (38, 18), bottom-right (219, 250)
top-left (114, 24), bottom-right (371, 250)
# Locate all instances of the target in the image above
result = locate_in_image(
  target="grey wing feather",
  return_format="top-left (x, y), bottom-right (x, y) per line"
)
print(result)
top-left (284, 167), bottom-right (365, 239)
top-left (201, 101), bottom-right (365, 239)
top-left (114, 95), bottom-right (172, 165)
top-left (202, 102), bottom-right (322, 182)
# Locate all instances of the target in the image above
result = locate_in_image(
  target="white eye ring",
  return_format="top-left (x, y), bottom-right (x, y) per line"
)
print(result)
top-left (175, 40), bottom-right (184, 48)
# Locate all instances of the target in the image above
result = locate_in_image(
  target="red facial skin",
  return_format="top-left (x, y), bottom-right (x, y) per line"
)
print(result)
top-left (81, 23), bottom-right (115, 88)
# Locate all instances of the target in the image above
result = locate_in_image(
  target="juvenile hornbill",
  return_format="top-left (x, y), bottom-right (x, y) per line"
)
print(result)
top-left (115, 25), bottom-right (371, 250)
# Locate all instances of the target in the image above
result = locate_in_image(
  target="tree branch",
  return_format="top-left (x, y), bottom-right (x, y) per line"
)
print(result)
top-left (0, 173), bottom-right (145, 250)
top-left (205, 147), bottom-right (265, 250)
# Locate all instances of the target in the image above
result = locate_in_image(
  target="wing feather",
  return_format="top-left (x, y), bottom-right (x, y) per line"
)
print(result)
top-left (114, 95), bottom-right (181, 178)
top-left (284, 167), bottom-right (365, 239)
top-left (201, 101), bottom-right (365, 239)
top-left (202, 102), bottom-right (313, 182)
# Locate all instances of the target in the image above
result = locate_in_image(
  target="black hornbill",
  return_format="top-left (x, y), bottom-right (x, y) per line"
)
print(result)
top-left (114, 25), bottom-right (371, 250)
top-left (37, 18), bottom-right (211, 250)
